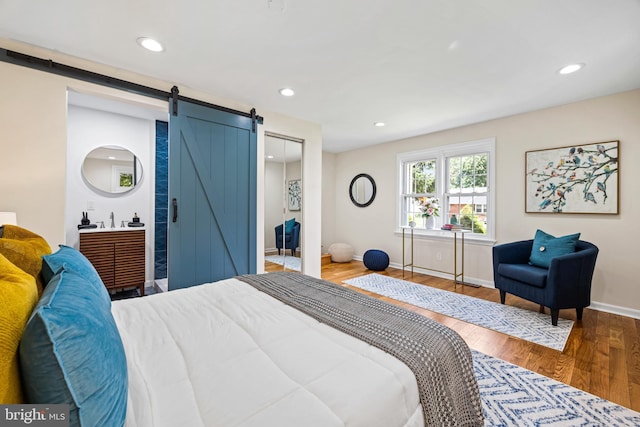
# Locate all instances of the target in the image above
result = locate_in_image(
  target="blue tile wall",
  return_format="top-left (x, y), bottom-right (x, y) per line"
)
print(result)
top-left (154, 121), bottom-right (168, 279)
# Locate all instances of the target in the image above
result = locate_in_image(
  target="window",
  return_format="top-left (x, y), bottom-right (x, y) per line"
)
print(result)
top-left (400, 158), bottom-right (438, 226)
top-left (446, 153), bottom-right (488, 234)
top-left (398, 138), bottom-right (495, 239)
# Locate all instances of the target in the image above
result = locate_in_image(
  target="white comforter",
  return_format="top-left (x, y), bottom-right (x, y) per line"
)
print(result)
top-left (112, 278), bottom-right (424, 427)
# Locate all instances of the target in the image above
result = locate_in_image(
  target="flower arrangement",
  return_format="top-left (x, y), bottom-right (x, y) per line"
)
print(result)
top-left (419, 197), bottom-right (440, 218)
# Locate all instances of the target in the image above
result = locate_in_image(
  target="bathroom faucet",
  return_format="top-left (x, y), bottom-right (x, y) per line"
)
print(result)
top-left (110, 212), bottom-right (115, 229)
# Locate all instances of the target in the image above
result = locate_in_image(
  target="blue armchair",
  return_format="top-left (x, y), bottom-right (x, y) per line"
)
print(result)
top-left (492, 239), bottom-right (598, 325)
top-left (275, 221), bottom-right (300, 256)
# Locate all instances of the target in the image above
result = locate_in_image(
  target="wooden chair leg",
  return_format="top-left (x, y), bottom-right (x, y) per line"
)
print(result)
top-left (539, 304), bottom-right (545, 314)
top-left (499, 290), bottom-right (506, 304)
top-left (551, 309), bottom-right (559, 326)
top-left (576, 307), bottom-right (584, 320)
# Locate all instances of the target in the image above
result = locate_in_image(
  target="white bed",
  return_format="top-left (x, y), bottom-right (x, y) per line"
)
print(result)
top-left (112, 278), bottom-right (424, 427)
top-left (8, 227), bottom-right (482, 426)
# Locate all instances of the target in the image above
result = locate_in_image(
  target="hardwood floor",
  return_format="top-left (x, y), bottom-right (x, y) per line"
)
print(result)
top-left (267, 259), bottom-right (640, 412)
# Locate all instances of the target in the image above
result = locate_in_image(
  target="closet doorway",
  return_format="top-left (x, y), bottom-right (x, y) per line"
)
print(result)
top-left (264, 132), bottom-right (303, 272)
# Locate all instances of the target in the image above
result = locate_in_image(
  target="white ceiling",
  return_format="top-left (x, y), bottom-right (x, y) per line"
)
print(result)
top-left (1, 0), bottom-right (639, 153)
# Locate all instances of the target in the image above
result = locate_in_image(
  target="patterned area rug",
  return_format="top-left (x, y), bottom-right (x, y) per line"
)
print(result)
top-left (344, 273), bottom-right (573, 351)
top-left (474, 351), bottom-right (640, 426)
top-left (264, 255), bottom-right (301, 271)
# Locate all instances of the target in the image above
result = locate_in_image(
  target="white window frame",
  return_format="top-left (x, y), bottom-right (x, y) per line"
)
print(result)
top-left (397, 137), bottom-right (496, 241)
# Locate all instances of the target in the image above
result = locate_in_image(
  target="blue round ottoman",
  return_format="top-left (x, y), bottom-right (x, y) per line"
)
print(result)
top-left (363, 249), bottom-right (389, 271)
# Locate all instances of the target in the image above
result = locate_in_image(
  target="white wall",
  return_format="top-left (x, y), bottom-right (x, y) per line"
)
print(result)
top-left (0, 38), bottom-right (323, 279)
top-left (66, 105), bottom-right (155, 283)
top-left (331, 89), bottom-right (640, 317)
top-left (1, 61), bottom-right (67, 245)
top-left (321, 152), bottom-right (337, 253)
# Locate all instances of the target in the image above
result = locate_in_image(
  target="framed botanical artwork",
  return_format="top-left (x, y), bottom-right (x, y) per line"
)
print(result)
top-left (525, 140), bottom-right (619, 214)
top-left (288, 179), bottom-right (301, 211)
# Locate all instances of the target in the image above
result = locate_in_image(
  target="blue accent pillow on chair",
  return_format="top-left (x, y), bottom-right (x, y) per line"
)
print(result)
top-left (19, 267), bottom-right (127, 427)
top-left (529, 229), bottom-right (581, 268)
top-left (285, 218), bottom-right (295, 234)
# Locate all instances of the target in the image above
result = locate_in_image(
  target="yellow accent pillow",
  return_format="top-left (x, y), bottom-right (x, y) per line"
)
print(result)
top-left (0, 252), bottom-right (38, 403)
top-left (0, 225), bottom-right (52, 295)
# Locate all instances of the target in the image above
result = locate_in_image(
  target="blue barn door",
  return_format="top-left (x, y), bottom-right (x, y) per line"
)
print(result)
top-left (168, 99), bottom-right (257, 290)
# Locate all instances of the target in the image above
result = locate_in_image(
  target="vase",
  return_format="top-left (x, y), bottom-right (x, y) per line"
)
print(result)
top-left (425, 215), bottom-right (436, 230)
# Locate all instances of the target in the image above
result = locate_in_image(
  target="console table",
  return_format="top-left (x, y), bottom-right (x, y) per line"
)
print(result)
top-left (401, 227), bottom-right (471, 289)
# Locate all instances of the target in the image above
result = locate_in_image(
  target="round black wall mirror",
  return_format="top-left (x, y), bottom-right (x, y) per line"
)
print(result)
top-left (349, 173), bottom-right (377, 207)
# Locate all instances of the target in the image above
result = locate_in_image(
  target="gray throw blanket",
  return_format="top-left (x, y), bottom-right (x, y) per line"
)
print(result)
top-left (238, 272), bottom-right (484, 427)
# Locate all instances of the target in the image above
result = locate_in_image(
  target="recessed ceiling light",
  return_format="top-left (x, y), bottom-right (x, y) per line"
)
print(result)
top-left (279, 88), bottom-right (295, 97)
top-left (107, 156), bottom-right (116, 160)
top-left (266, 155), bottom-right (274, 159)
top-left (374, 122), bottom-right (385, 127)
top-left (558, 63), bottom-right (584, 75)
top-left (137, 37), bottom-right (164, 52)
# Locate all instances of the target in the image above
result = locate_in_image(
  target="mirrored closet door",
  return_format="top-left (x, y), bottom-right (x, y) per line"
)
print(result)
top-left (264, 133), bottom-right (303, 272)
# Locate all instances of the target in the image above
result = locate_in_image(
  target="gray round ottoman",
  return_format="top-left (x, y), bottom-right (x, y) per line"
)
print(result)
top-left (328, 243), bottom-right (355, 263)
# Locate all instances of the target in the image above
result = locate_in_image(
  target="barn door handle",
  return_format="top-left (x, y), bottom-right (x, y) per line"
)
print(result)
top-left (172, 198), bottom-right (178, 223)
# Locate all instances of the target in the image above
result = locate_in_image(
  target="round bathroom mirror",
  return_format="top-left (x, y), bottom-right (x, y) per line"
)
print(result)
top-left (349, 173), bottom-right (376, 207)
top-left (82, 146), bottom-right (143, 194)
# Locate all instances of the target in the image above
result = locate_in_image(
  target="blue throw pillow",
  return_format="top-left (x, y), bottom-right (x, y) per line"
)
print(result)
top-left (19, 268), bottom-right (127, 427)
top-left (529, 229), bottom-right (581, 268)
top-left (285, 218), bottom-right (295, 234)
top-left (42, 245), bottom-right (111, 307)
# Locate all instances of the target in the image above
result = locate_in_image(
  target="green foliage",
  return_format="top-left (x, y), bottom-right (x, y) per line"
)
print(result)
top-left (448, 154), bottom-right (487, 190)
top-left (410, 160), bottom-right (436, 194)
top-left (410, 155), bottom-right (487, 194)
top-left (119, 173), bottom-right (133, 188)
top-left (459, 205), bottom-right (486, 234)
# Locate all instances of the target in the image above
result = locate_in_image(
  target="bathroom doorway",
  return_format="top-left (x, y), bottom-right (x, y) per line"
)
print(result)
top-left (66, 89), bottom-right (169, 294)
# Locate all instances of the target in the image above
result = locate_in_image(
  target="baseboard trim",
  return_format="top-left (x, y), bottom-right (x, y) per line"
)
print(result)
top-left (360, 259), bottom-right (640, 320)
top-left (589, 301), bottom-right (640, 320)
top-left (385, 260), bottom-right (494, 288)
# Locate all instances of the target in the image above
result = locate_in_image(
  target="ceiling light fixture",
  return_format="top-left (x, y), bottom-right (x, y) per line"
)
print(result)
top-left (374, 122), bottom-right (385, 127)
top-left (137, 37), bottom-right (164, 52)
top-left (558, 63), bottom-right (584, 75)
top-left (279, 88), bottom-right (295, 97)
